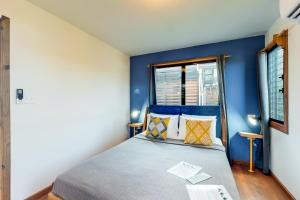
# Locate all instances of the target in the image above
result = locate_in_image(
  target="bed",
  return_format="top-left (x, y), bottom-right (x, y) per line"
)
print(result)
top-left (48, 106), bottom-right (240, 200)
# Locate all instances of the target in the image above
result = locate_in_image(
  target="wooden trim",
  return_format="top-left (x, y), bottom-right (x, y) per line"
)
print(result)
top-left (232, 160), bottom-right (255, 167)
top-left (151, 56), bottom-right (218, 68)
top-left (239, 132), bottom-right (263, 139)
top-left (48, 192), bottom-right (63, 200)
top-left (270, 120), bottom-right (288, 133)
top-left (264, 41), bottom-right (277, 52)
top-left (263, 30), bottom-right (288, 52)
top-left (270, 171), bottom-right (296, 200)
top-left (25, 185), bottom-right (53, 200)
top-left (0, 16), bottom-right (10, 200)
top-left (263, 30), bottom-right (289, 134)
top-left (151, 55), bottom-right (231, 68)
top-left (142, 106), bottom-right (148, 132)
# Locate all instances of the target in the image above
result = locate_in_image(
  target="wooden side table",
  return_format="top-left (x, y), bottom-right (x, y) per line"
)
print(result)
top-left (239, 132), bottom-right (263, 173)
top-left (128, 122), bottom-right (144, 136)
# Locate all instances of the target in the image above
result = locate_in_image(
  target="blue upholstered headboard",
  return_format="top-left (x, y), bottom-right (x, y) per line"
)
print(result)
top-left (149, 105), bottom-right (222, 139)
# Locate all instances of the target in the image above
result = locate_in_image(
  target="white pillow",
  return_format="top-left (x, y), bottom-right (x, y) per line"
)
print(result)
top-left (147, 113), bottom-right (179, 140)
top-left (179, 115), bottom-right (217, 143)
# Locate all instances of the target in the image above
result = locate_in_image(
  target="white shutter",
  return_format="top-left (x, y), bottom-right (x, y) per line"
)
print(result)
top-left (155, 67), bottom-right (182, 105)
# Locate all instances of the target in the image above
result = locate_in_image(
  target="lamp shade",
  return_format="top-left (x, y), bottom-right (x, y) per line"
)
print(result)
top-left (247, 114), bottom-right (260, 126)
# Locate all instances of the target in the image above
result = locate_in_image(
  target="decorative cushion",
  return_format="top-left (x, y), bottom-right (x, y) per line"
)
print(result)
top-left (147, 113), bottom-right (179, 140)
top-left (180, 115), bottom-right (217, 143)
top-left (184, 119), bottom-right (213, 145)
top-left (146, 116), bottom-right (170, 140)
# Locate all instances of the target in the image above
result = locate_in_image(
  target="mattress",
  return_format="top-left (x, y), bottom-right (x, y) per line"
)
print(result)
top-left (52, 135), bottom-right (240, 200)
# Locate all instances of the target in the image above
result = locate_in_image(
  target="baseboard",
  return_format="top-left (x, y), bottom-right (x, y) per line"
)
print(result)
top-left (270, 171), bottom-right (296, 200)
top-left (232, 160), bottom-right (254, 166)
top-left (25, 185), bottom-right (53, 200)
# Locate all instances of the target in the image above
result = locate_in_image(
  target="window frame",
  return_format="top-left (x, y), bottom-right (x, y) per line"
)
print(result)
top-left (263, 30), bottom-right (289, 133)
top-left (152, 56), bottom-right (220, 106)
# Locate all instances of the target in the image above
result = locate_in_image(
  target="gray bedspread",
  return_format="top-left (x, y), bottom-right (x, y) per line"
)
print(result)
top-left (53, 135), bottom-right (240, 200)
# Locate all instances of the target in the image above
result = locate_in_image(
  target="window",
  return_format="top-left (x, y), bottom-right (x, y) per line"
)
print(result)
top-left (265, 30), bottom-right (288, 133)
top-left (154, 59), bottom-right (219, 106)
top-left (268, 46), bottom-right (284, 122)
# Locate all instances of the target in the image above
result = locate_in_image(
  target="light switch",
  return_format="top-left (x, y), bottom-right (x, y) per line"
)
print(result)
top-left (16, 89), bottom-right (23, 104)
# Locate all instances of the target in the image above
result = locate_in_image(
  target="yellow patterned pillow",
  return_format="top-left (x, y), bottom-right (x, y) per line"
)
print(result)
top-left (184, 119), bottom-right (213, 146)
top-left (146, 116), bottom-right (170, 140)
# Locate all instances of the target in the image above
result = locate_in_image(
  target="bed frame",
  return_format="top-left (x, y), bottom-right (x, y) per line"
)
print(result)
top-left (48, 105), bottom-right (227, 199)
top-left (143, 105), bottom-right (227, 147)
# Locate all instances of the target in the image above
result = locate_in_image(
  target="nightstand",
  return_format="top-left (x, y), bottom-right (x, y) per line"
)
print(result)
top-left (128, 122), bottom-right (144, 137)
top-left (239, 132), bottom-right (263, 173)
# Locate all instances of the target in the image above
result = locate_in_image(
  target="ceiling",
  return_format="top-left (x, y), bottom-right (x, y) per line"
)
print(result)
top-left (28, 0), bottom-right (279, 56)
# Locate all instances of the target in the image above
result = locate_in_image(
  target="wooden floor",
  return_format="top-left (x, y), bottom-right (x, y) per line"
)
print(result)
top-left (232, 164), bottom-right (292, 200)
top-left (37, 164), bottom-right (291, 200)
top-left (38, 196), bottom-right (47, 200)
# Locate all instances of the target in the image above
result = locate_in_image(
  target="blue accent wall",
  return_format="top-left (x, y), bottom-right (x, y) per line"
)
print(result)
top-left (130, 36), bottom-right (264, 162)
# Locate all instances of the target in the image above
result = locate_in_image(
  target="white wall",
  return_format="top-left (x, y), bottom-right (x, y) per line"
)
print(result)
top-left (266, 18), bottom-right (300, 199)
top-left (0, 0), bottom-right (130, 199)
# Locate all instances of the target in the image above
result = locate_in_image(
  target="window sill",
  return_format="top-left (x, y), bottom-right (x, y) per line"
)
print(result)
top-left (270, 120), bottom-right (288, 134)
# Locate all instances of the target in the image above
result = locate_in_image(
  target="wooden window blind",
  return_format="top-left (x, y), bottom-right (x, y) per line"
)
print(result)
top-left (154, 61), bottom-right (219, 106)
top-left (185, 64), bottom-right (199, 105)
top-left (155, 66), bottom-right (182, 105)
